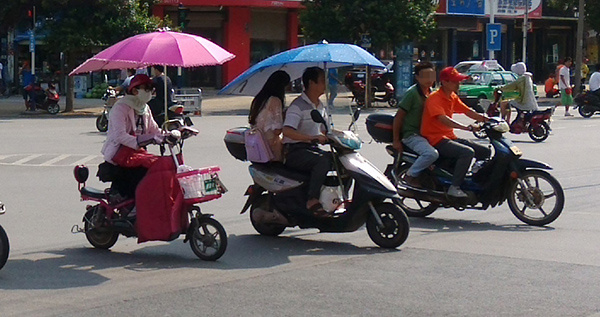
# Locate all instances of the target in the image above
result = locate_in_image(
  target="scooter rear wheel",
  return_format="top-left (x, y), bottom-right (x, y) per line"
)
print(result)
top-left (528, 122), bottom-right (550, 142)
top-left (250, 195), bottom-right (286, 236)
top-left (392, 166), bottom-right (439, 217)
top-left (47, 102), bottom-right (60, 115)
top-left (96, 114), bottom-right (108, 132)
top-left (189, 217), bottom-right (227, 261)
top-left (84, 208), bottom-right (119, 249)
top-left (578, 105), bottom-right (594, 118)
top-left (366, 202), bottom-right (409, 248)
top-left (0, 225), bottom-right (9, 270)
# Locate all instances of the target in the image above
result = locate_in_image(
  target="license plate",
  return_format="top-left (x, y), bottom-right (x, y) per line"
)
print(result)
top-left (204, 179), bottom-right (217, 193)
top-left (510, 145), bottom-right (522, 156)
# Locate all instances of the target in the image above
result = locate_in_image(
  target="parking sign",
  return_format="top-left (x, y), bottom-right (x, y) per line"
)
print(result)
top-left (486, 23), bottom-right (502, 51)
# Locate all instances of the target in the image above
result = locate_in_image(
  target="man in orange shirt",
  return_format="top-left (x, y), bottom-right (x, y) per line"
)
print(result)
top-left (421, 67), bottom-right (490, 198)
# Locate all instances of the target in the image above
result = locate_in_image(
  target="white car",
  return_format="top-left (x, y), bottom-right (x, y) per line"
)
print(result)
top-left (454, 60), bottom-right (505, 74)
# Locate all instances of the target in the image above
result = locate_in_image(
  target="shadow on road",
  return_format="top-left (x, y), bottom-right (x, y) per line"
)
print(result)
top-left (408, 216), bottom-right (555, 234)
top-left (0, 232), bottom-right (391, 290)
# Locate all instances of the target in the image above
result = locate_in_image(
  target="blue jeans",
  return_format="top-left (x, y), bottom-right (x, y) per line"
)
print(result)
top-left (402, 134), bottom-right (439, 177)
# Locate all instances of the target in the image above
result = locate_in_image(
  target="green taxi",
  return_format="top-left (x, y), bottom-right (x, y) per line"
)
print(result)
top-left (458, 70), bottom-right (537, 111)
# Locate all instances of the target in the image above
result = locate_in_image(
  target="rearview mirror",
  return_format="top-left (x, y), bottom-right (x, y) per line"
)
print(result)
top-left (310, 109), bottom-right (329, 133)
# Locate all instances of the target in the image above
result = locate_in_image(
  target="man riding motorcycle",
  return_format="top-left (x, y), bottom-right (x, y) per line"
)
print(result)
top-left (421, 67), bottom-right (490, 198)
top-left (499, 62), bottom-right (539, 122)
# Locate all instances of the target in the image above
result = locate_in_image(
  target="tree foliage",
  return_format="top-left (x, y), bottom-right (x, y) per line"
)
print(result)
top-left (299, 0), bottom-right (437, 50)
top-left (548, 0), bottom-right (600, 32)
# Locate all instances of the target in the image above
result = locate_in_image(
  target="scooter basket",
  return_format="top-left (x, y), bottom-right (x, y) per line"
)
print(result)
top-left (176, 166), bottom-right (222, 204)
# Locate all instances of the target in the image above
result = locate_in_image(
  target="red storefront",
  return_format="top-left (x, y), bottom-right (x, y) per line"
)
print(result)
top-left (153, 0), bottom-right (303, 88)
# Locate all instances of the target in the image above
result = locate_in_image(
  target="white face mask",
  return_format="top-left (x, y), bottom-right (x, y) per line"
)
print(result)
top-left (137, 90), bottom-right (153, 104)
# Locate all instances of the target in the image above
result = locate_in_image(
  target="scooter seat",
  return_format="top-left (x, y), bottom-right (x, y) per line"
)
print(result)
top-left (252, 162), bottom-right (311, 182)
top-left (80, 187), bottom-right (108, 199)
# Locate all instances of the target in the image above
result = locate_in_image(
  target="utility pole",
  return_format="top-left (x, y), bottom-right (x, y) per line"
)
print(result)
top-left (489, 0), bottom-right (495, 60)
top-left (522, 0), bottom-right (529, 63)
top-left (30, 6), bottom-right (36, 76)
top-left (574, 0), bottom-right (585, 95)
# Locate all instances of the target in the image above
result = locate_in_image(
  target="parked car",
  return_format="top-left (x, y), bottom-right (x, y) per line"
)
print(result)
top-left (458, 69), bottom-right (536, 111)
top-left (454, 60), bottom-right (505, 75)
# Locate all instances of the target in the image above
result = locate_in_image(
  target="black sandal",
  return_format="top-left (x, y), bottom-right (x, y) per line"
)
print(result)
top-left (308, 202), bottom-right (332, 219)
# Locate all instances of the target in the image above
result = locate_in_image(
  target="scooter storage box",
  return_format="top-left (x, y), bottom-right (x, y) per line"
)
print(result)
top-left (224, 127), bottom-right (249, 161)
top-left (365, 113), bottom-right (394, 143)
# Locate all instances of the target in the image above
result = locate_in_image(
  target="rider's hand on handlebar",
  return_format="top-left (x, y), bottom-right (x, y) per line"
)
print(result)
top-left (469, 124), bottom-right (482, 132)
top-left (313, 134), bottom-right (328, 145)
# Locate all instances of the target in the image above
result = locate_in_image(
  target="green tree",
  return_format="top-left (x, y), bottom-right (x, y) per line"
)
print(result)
top-left (1, 0), bottom-right (166, 112)
top-left (548, 0), bottom-right (600, 32)
top-left (299, 0), bottom-right (436, 51)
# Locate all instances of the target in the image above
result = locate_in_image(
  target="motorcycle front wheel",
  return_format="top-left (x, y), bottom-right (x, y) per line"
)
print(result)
top-left (528, 122), bottom-right (550, 142)
top-left (578, 105), bottom-right (595, 118)
top-left (507, 169), bottom-right (564, 226)
top-left (96, 113), bottom-right (108, 132)
top-left (189, 217), bottom-right (227, 261)
top-left (0, 225), bottom-right (9, 270)
top-left (366, 202), bottom-right (409, 248)
top-left (47, 102), bottom-right (60, 115)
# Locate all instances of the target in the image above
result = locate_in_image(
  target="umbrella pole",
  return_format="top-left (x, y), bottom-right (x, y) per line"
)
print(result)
top-left (164, 65), bottom-right (168, 123)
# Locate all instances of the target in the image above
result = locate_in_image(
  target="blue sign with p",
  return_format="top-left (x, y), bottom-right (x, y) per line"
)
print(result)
top-left (486, 23), bottom-right (502, 51)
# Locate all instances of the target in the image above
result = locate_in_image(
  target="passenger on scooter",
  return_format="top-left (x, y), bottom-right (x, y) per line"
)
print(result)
top-left (392, 61), bottom-right (439, 188)
top-left (282, 67), bottom-right (332, 217)
top-left (248, 70), bottom-right (291, 162)
top-left (499, 62), bottom-right (539, 122)
top-left (100, 74), bottom-right (163, 201)
top-left (113, 68), bottom-right (136, 95)
top-left (421, 67), bottom-right (490, 198)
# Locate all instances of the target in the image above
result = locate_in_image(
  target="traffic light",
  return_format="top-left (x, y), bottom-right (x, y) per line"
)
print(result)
top-left (178, 4), bottom-right (190, 30)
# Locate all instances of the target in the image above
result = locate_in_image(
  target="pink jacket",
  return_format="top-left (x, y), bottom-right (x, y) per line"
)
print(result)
top-left (101, 95), bottom-right (161, 163)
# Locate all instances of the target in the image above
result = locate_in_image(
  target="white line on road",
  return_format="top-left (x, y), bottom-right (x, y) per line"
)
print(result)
top-left (39, 154), bottom-right (71, 166)
top-left (71, 155), bottom-right (99, 166)
top-left (11, 154), bottom-right (44, 165)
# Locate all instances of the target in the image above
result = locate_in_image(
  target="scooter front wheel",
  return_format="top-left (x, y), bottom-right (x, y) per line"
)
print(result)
top-left (96, 113), bottom-right (108, 132)
top-left (0, 225), bottom-right (9, 270)
top-left (189, 217), bottom-right (227, 261)
top-left (366, 202), bottom-right (409, 248)
top-left (47, 102), bottom-right (60, 115)
top-left (508, 169), bottom-right (564, 226)
top-left (578, 105), bottom-right (595, 118)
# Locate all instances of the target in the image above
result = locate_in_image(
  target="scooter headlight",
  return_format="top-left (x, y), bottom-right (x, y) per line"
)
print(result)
top-left (492, 121), bottom-right (510, 133)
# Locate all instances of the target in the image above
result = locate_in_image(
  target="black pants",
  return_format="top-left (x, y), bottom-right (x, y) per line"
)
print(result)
top-left (435, 138), bottom-right (491, 187)
top-left (98, 162), bottom-right (147, 198)
top-left (284, 143), bottom-right (332, 200)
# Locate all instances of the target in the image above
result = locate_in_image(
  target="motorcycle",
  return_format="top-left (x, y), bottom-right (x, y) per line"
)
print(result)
top-left (26, 82), bottom-right (61, 114)
top-left (72, 120), bottom-right (228, 261)
top-left (0, 201), bottom-right (8, 270)
top-left (574, 90), bottom-right (600, 118)
top-left (224, 110), bottom-right (409, 248)
top-left (473, 90), bottom-right (553, 142)
top-left (365, 114), bottom-right (564, 226)
top-left (96, 88), bottom-right (118, 132)
top-left (347, 79), bottom-right (397, 107)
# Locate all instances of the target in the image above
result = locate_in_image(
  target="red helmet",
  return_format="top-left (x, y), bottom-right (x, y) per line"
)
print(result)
top-left (127, 74), bottom-right (153, 94)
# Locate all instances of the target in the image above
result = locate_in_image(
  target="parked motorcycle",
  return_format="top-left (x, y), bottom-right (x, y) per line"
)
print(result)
top-left (473, 90), bottom-right (553, 142)
top-left (96, 88), bottom-right (118, 132)
top-left (224, 110), bottom-right (409, 248)
top-left (26, 82), bottom-right (60, 114)
top-left (574, 90), bottom-right (600, 118)
top-left (347, 79), bottom-right (397, 107)
top-left (0, 201), bottom-right (8, 270)
top-left (73, 120), bottom-right (228, 261)
top-left (366, 114), bottom-right (564, 226)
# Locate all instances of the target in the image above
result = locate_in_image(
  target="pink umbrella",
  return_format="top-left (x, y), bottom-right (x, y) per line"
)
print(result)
top-left (69, 30), bottom-right (235, 119)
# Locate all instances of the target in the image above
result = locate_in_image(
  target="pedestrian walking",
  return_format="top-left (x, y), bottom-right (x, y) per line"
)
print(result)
top-left (327, 68), bottom-right (342, 111)
top-left (558, 57), bottom-right (574, 116)
top-left (19, 61), bottom-right (35, 111)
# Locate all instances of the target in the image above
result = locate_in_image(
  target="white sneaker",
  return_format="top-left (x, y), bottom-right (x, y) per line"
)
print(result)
top-left (447, 185), bottom-right (468, 198)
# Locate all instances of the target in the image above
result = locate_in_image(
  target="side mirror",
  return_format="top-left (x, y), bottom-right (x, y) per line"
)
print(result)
top-left (353, 107), bottom-right (362, 121)
top-left (310, 109), bottom-right (328, 133)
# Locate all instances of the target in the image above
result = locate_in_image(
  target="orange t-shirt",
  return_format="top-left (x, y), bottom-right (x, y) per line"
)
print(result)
top-left (544, 77), bottom-right (556, 93)
top-left (421, 89), bottom-right (471, 146)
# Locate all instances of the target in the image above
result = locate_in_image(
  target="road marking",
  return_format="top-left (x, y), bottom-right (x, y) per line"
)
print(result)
top-left (39, 154), bottom-right (71, 166)
top-left (72, 155), bottom-right (99, 166)
top-left (11, 154), bottom-right (44, 165)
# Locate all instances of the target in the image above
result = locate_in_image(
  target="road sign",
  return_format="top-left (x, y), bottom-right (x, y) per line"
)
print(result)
top-left (29, 31), bottom-right (35, 53)
top-left (486, 23), bottom-right (502, 51)
top-left (447, 0), bottom-right (485, 16)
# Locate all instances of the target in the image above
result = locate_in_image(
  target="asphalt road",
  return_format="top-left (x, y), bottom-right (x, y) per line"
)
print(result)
top-left (0, 109), bottom-right (599, 317)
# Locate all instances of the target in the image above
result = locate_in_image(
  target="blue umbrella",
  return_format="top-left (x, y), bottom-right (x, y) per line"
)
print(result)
top-left (219, 42), bottom-right (385, 96)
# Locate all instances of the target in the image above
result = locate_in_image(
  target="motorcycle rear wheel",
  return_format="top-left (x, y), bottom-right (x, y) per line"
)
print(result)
top-left (392, 165), bottom-right (439, 217)
top-left (366, 202), bottom-right (409, 248)
top-left (507, 169), bottom-right (564, 226)
top-left (0, 225), bottom-right (9, 270)
top-left (388, 97), bottom-right (398, 107)
top-left (250, 195), bottom-right (286, 236)
top-left (528, 122), bottom-right (550, 142)
top-left (189, 217), bottom-right (227, 261)
top-left (47, 102), bottom-right (60, 115)
top-left (96, 114), bottom-right (108, 132)
top-left (578, 105), bottom-right (594, 118)
top-left (84, 208), bottom-right (119, 249)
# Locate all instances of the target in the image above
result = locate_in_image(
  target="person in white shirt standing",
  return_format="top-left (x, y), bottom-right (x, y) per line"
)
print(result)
top-left (558, 57), bottom-right (574, 116)
top-left (589, 64), bottom-right (600, 95)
